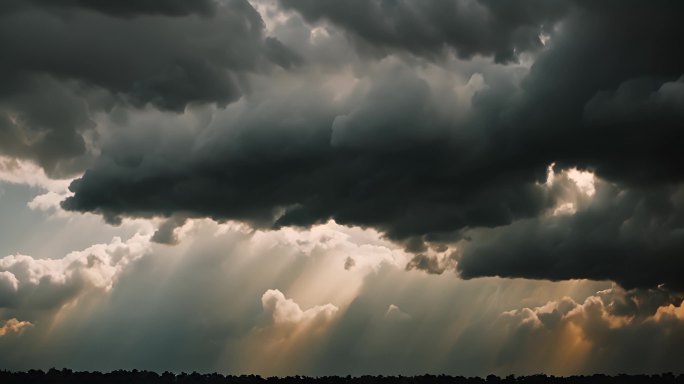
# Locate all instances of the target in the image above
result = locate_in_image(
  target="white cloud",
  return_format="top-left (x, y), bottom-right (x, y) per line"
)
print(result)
top-left (256, 220), bottom-right (408, 270)
top-left (262, 289), bottom-right (338, 324)
top-left (26, 191), bottom-right (74, 217)
top-left (567, 168), bottom-right (596, 197)
top-left (0, 233), bottom-right (151, 309)
top-left (543, 163), bottom-right (599, 217)
top-left (0, 156), bottom-right (73, 194)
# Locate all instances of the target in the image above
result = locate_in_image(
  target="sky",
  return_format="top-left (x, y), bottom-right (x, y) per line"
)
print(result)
top-left (1, 0), bottom-right (684, 376)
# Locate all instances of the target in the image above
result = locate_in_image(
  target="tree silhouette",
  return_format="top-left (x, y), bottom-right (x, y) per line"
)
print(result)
top-left (1, 369), bottom-right (683, 384)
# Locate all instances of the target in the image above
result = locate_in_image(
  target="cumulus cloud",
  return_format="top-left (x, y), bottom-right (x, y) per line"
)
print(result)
top-left (0, 318), bottom-right (32, 337)
top-left (0, 220), bottom-right (402, 373)
top-left (498, 288), bottom-right (684, 374)
top-left (54, 0), bottom-right (684, 293)
top-left (261, 289), bottom-right (338, 324)
top-left (0, 0), bottom-right (297, 176)
top-left (278, 0), bottom-right (570, 63)
top-left (0, 233), bottom-right (150, 309)
top-left (0, 272), bottom-right (19, 297)
top-left (61, 62), bottom-right (558, 244)
top-left (0, 156), bottom-right (71, 193)
top-left (457, 179), bottom-right (684, 290)
top-left (14, 0), bottom-right (218, 17)
top-left (0, 215), bottom-right (682, 376)
top-left (27, 191), bottom-right (69, 213)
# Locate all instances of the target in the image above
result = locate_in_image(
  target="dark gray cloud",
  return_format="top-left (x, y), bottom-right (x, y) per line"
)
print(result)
top-left (0, 0), bottom-right (296, 177)
top-left (3, 0), bottom-right (217, 17)
top-left (278, 0), bottom-right (570, 63)
top-left (0, 0), bottom-right (268, 108)
top-left (0, 76), bottom-right (94, 177)
top-left (0, 0), bottom-right (678, 290)
top-left (596, 287), bottom-right (684, 318)
top-left (0, 221), bottom-right (384, 374)
top-left (405, 253), bottom-right (456, 275)
top-left (496, 0), bottom-right (684, 187)
top-left (343, 256), bottom-right (355, 270)
top-left (458, 181), bottom-right (684, 291)
top-left (61, 67), bottom-right (556, 241)
top-left (151, 215), bottom-right (188, 245)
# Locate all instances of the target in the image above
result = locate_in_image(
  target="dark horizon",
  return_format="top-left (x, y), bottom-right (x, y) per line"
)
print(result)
top-left (3, 369), bottom-right (684, 384)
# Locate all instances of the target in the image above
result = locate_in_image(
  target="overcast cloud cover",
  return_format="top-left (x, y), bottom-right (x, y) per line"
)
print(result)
top-left (1, 0), bottom-right (684, 376)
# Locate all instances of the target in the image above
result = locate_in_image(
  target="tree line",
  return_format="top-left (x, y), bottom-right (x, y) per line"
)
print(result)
top-left (1, 369), bottom-right (683, 384)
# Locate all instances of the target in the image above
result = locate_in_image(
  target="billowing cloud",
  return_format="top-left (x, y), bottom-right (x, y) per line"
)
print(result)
top-left (457, 178), bottom-right (684, 290)
top-left (61, 64), bottom-right (558, 243)
top-left (278, 0), bottom-right (570, 63)
top-left (0, 212), bottom-right (683, 376)
top-left (13, 0), bottom-right (218, 17)
top-left (53, 0), bottom-right (683, 292)
top-left (497, 288), bottom-right (684, 374)
top-left (0, 156), bottom-right (71, 193)
top-left (0, 234), bottom-right (150, 309)
top-left (151, 215), bottom-right (190, 245)
top-left (405, 253), bottom-right (454, 275)
top-left (0, 0), bottom-right (296, 177)
top-left (262, 289), bottom-right (338, 324)
top-left (0, 318), bottom-right (32, 337)
top-left (0, 219), bottom-right (398, 373)
top-left (1, 0), bottom-right (684, 376)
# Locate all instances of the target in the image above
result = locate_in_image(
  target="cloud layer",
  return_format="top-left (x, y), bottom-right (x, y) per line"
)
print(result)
top-left (2, 216), bottom-right (683, 375)
top-left (0, 0), bottom-right (295, 176)
top-left (55, 0), bottom-right (684, 291)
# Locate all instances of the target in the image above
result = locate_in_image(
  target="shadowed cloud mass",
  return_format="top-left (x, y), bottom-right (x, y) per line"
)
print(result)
top-left (0, 0), bottom-right (296, 176)
top-left (50, 0), bottom-right (684, 290)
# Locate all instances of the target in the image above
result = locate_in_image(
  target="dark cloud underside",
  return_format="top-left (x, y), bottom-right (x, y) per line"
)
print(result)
top-left (279, 0), bottom-right (571, 63)
top-left (458, 182), bottom-right (684, 291)
top-left (0, 0), bottom-right (295, 176)
top-left (0, 0), bottom-right (681, 290)
top-left (5, 0), bottom-right (217, 17)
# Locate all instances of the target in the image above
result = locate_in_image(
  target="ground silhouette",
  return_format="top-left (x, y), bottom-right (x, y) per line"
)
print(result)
top-left (1, 369), bottom-right (683, 384)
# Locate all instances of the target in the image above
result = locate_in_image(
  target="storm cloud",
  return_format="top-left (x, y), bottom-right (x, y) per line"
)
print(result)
top-left (0, 0), bottom-right (681, 295)
top-left (457, 180), bottom-right (684, 291)
top-left (3, 2), bottom-right (684, 376)
top-left (0, 0), bottom-right (295, 176)
top-left (3, 0), bottom-right (217, 17)
top-left (278, 0), bottom-right (570, 63)
top-left (50, 1), bottom-right (684, 292)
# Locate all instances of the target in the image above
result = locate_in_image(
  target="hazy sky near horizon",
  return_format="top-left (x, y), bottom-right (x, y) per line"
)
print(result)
top-left (1, 0), bottom-right (684, 376)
